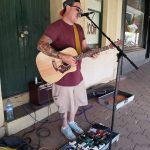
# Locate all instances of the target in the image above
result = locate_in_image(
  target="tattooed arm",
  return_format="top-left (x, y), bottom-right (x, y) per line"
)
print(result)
top-left (37, 35), bottom-right (76, 66)
top-left (82, 39), bottom-right (99, 58)
top-left (37, 35), bottom-right (59, 58)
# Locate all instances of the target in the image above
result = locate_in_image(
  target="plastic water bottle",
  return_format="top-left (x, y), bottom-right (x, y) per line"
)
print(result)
top-left (35, 76), bottom-right (38, 84)
top-left (6, 99), bottom-right (14, 121)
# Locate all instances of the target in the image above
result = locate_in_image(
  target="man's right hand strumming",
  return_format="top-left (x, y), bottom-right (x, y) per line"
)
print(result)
top-left (58, 53), bottom-right (77, 67)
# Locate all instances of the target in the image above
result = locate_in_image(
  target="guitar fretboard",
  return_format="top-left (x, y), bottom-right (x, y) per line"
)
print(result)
top-left (74, 45), bottom-right (110, 61)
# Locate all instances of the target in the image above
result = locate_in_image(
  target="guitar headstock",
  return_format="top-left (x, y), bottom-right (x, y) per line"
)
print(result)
top-left (109, 39), bottom-right (123, 49)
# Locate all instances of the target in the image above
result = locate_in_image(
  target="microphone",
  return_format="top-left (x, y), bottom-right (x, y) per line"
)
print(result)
top-left (80, 12), bottom-right (94, 17)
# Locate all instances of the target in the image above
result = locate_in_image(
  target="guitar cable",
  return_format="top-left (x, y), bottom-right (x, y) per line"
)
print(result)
top-left (21, 90), bottom-right (96, 150)
top-left (21, 97), bottom-right (54, 150)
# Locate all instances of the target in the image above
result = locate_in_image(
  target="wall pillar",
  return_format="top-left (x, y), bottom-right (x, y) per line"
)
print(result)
top-left (102, 0), bottom-right (123, 46)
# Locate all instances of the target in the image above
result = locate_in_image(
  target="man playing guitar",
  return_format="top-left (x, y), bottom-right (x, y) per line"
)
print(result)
top-left (37, 0), bottom-right (99, 140)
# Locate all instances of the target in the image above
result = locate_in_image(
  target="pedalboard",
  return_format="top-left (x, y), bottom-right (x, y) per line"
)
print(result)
top-left (60, 123), bottom-right (119, 150)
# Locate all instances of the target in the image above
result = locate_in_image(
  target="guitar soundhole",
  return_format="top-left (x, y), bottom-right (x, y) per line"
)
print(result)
top-left (59, 63), bottom-right (71, 73)
top-left (52, 60), bottom-right (71, 73)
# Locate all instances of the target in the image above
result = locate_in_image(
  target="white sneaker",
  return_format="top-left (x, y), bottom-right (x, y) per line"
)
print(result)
top-left (61, 126), bottom-right (76, 140)
top-left (69, 122), bottom-right (84, 134)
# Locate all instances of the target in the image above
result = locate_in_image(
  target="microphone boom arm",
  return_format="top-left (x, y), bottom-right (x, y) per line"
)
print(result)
top-left (85, 15), bottom-right (138, 69)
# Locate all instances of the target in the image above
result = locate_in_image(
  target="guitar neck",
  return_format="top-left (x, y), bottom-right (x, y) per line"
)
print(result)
top-left (74, 45), bottom-right (110, 61)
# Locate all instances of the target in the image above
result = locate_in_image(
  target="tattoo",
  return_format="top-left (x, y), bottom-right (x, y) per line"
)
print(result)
top-left (85, 47), bottom-right (91, 52)
top-left (60, 113), bottom-right (65, 120)
top-left (37, 35), bottom-right (59, 58)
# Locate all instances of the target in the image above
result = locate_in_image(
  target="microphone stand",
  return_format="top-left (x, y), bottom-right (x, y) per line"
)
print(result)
top-left (84, 15), bottom-right (138, 150)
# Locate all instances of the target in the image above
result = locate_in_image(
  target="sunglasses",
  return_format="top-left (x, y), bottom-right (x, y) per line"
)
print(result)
top-left (70, 6), bottom-right (83, 13)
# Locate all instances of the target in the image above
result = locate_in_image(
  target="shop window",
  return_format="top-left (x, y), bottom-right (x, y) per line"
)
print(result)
top-left (85, 0), bottom-right (102, 48)
top-left (125, 0), bottom-right (145, 49)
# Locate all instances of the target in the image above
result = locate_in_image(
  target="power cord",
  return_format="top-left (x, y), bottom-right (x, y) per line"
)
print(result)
top-left (21, 101), bottom-right (53, 149)
top-left (82, 106), bottom-right (93, 125)
top-left (21, 100), bottom-right (94, 149)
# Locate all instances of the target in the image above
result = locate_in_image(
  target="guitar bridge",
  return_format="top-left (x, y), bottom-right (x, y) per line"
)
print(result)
top-left (52, 59), bottom-right (71, 73)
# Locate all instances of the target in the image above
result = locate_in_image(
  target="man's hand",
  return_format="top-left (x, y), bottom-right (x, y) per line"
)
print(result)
top-left (91, 52), bottom-right (100, 58)
top-left (58, 53), bottom-right (76, 66)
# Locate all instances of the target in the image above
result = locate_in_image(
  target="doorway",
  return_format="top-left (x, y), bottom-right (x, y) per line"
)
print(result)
top-left (0, 0), bottom-right (50, 98)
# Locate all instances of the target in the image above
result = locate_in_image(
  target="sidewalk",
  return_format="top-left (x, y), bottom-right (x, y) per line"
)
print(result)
top-left (111, 61), bottom-right (150, 150)
top-left (16, 62), bottom-right (150, 150)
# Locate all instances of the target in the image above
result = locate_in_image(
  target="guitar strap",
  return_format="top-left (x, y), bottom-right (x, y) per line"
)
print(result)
top-left (73, 24), bottom-right (81, 54)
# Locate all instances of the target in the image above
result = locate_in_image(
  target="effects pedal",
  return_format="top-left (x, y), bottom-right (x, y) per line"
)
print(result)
top-left (59, 123), bottom-right (120, 150)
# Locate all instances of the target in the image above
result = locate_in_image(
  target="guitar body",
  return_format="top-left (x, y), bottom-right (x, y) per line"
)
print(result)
top-left (36, 47), bottom-right (78, 83)
top-left (36, 40), bottom-right (122, 84)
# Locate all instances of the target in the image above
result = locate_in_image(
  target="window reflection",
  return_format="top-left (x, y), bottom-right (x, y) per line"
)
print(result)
top-left (125, 1), bottom-right (145, 48)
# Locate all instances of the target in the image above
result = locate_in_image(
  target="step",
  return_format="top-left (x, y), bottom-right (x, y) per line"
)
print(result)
top-left (122, 49), bottom-right (150, 74)
top-left (5, 102), bottom-right (58, 135)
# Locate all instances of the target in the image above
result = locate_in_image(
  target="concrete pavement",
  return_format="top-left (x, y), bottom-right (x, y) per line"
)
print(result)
top-left (15, 61), bottom-right (150, 150)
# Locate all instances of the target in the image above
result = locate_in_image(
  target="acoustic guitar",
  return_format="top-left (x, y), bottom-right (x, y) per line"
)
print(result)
top-left (36, 40), bottom-right (122, 84)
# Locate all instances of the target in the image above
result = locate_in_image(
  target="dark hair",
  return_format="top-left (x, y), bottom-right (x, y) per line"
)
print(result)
top-left (63, 0), bottom-right (80, 8)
